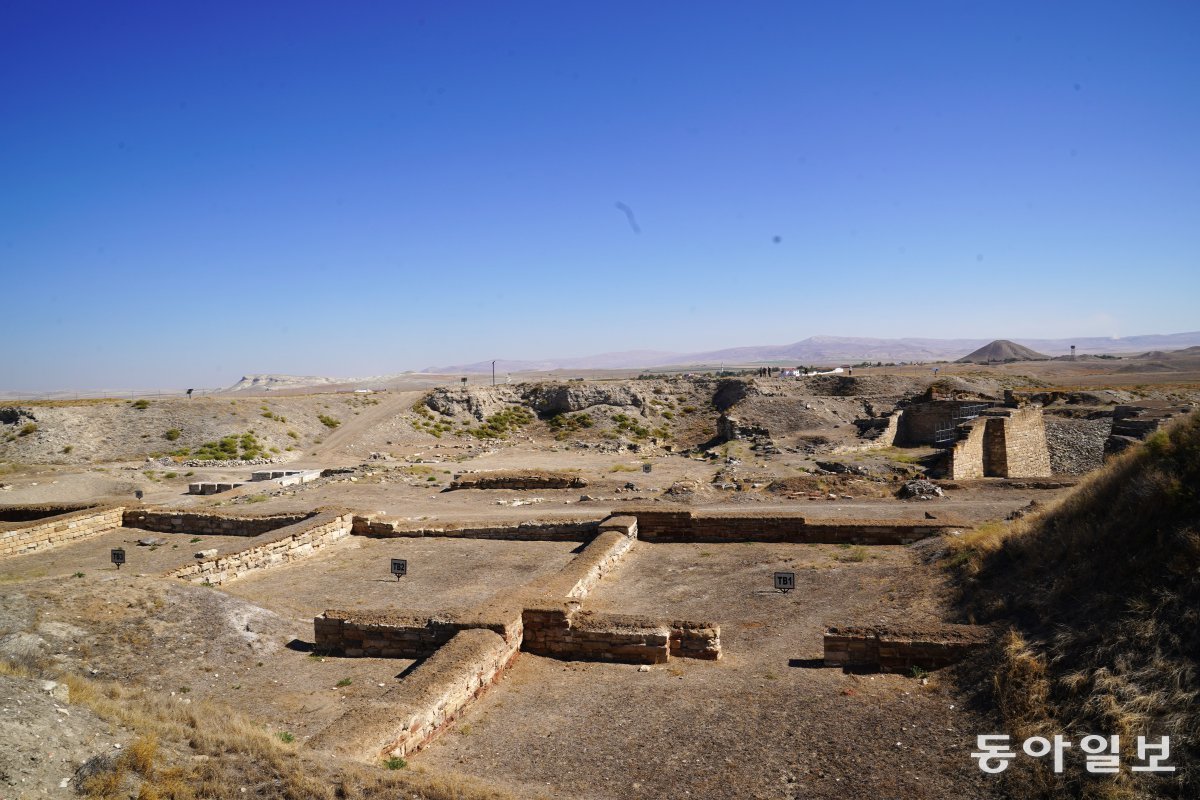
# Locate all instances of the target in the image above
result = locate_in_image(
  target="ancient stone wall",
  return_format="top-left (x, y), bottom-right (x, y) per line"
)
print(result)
top-left (315, 609), bottom-right (521, 659)
top-left (948, 418), bottom-right (987, 479)
top-left (0, 504), bottom-right (124, 558)
top-left (123, 509), bottom-right (310, 536)
top-left (536, 530), bottom-right (637, 600)
top-left (670, 620), bottom-right (722, 660)
top-left (996, 406), bottom-right (1052, 477)
top-left (521, 604), bottom-right (670, 665)
top-left (311, 514), bottom-right (718, 760)
top-left (309, 628), bottom-right (520, 761)
top-left (167, 510), bottom-right (352, 585)
top-left (352, 514), bottom-right (600, 542)
top-left (447, 471), bottom-right (587, 491)
top-left (0, 502), bottom-right (100, 523)
top-left (623, 508), bottom-right (960, 544)
top-left (823, 625), bottom-right (991, 672)
top-left (948, 407), bottom-right (1050, 479)
top-left (898, 401), bottom-right (983, 445)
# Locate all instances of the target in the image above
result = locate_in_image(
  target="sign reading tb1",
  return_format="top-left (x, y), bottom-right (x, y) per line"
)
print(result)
top-left (773, 571), bottom-right (795, 593)
top-left (390, 558), bottom-right (408, 581)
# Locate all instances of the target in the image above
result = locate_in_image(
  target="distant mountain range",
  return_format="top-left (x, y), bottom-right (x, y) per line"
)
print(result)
top-left (424, 332), bottom-right (1200, 373)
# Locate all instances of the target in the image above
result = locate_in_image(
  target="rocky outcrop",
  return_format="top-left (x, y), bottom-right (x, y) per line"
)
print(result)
top-left (423, 387), bottom-right (518, 420)
top-left (521, 384), bottom-right (646, 415)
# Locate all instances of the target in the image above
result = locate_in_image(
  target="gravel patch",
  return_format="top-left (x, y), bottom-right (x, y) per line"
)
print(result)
top-left (1044, 416), bottom-right (1111, 475)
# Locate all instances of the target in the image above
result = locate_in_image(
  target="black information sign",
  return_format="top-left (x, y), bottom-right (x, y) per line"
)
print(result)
top-left (111, 548), bottom-right (126, 569)
top-left (390, 558), bottom-right (408, 580)
top-left (773, 571), bottom-right (795, 592)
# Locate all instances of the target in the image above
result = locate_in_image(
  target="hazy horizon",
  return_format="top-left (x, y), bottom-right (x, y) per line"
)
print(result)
top-left (4, 329), bottom-right (1200, 394)
top-left (3, 2), bottom-right (1198, 391)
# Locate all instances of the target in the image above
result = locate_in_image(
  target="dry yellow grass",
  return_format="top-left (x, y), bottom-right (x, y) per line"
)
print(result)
top-left (0, 658), bottom-right (524, 800)
top-left (956, 411), bottom-right (1200, 799)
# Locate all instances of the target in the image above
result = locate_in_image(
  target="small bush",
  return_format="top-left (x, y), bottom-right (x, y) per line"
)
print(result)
top-left (163, 428), bottom-right (181, 441)
top-left (18, 422), bottom-right (37, 436)
top-left (384, 756), bottom-right (407, 770)
top-left (277, 731), bottom-right (295, 744)
top-left (335, 678), bottom-right (352, 688)
top-left (318, 414), bottom-right (340, 429)
top-left (131, 399), bottom-right (150, 410)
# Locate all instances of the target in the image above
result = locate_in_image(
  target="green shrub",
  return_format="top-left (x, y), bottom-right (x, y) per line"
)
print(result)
top-left (318, 414), bottom-right (340, 429)
top-left (131, 399), bottom-right (150, 410)
top-left (464, 406), bottom-right (534, 440)
top-left (164, 428), bottom-right (181, 441)
top-left (384, 756), bottom-right (407, 770)
top-left (18, 423), bottom-right (37, 436)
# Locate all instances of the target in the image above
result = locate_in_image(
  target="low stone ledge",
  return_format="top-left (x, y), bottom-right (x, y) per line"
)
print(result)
top-left (621, 506), bottom-right (967, 544)
top-left (597, 515), bottom-right (638, 537)
top-left (0, 504), bottom-right (125, 559)
top-left (351, 514), bottom-right (601, 542)
top-left (166, 509), bottom-right (352, 585)
top-left (525, 609), bottom-right (670, 665)
top-left (309, 628), bottom-right (519, 761)
top-left (535, 531), bottom-right (636, 600)
top-left (123, 509), bottom-right (311, 536)
top-left (823, 624), bottom-right (992, 672)
top-left (315, 608), bottom-right (522, 658)
top-left (669, 619), bottom-right (722, 660)
top-left (446, 470), bottom-right (588, 491)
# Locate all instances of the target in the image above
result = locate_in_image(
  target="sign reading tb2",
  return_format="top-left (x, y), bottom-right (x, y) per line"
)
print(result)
top-left (773, 571), bottom-right (795, 592)
top-left (390, 558), bottom-right (408, 580)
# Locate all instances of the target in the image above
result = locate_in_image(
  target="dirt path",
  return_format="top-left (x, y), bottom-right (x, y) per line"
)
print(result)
top-left (300, 391), bottom-right (425, 466)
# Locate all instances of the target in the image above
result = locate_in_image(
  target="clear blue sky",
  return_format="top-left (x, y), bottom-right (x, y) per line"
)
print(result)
top-left (3, 1), bottom-right (1198, 390)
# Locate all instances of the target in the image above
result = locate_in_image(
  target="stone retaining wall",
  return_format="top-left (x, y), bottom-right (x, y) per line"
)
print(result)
top-left (0, 504), bottom-right (124, 559)
top-left (123, 509), bottom-right (310, 536)
top-left (993, 406), bottom-right (1052, 477)
top-left (624, 508), bottom-right (960, 544)
top-left (520, 603), bottom-right (720, 665)
top-left (0, 502), bottom-right (100, 523)
top-left (352, 514), bottom-right (600, 542)
top-left (521, 605), bottom-right (669, 665)
top-left (314, 609), bottom-right (521, 659)
top-left (948, 419), bottom-right (987, 479)
top-left (948, 407), bottom-right (1051, 479)
top-left (447, 471), bottom-right (587, 491)
top-left (823, 625), bottom-right (992, 672)
top-left (167, 510), bottom-right (352, 585)
top-left (309, 628), bottom-right (520, 761)
top-left (537, 530), bottom-right (637, 600)
top-left (670, 619), bottom-right (723, 660)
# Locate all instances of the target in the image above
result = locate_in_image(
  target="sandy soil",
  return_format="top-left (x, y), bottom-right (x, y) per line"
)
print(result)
top-left (418, 540), bottom-right (995, 799)
top-left (2, 367), bottom-right (1195, 798)
top-left (223, 536), bottom-right (583, 622)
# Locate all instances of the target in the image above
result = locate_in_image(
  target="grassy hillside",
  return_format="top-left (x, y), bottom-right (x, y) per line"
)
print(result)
top-left (953, 411), bottom-right (1200, 798)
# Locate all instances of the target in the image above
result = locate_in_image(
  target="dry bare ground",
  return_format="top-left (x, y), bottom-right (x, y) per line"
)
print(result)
top-left (2, 368), bottom-right (1198, 799)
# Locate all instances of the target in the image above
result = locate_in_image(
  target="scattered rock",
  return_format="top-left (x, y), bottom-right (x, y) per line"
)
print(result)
top-left (195, 549), bottom-right (218, 559)
top-left (897, 479), bottom-right (944, 500)
top-left (137, 537), bottom-right (166, 547)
